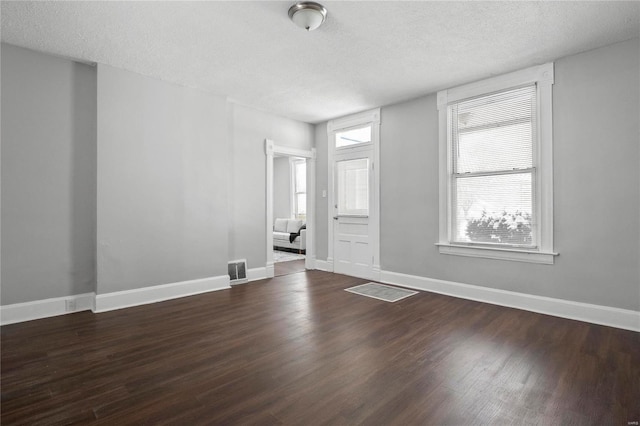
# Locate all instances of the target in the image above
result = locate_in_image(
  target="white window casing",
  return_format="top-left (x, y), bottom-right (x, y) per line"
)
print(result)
top-left (437, 63), bottom-right (558, 264)
top-left (291, 158), bottom-right (307, 219)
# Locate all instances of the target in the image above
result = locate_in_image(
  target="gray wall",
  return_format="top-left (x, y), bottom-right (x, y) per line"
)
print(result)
top-left (273, 157), bottom-right (291, 220)
top-left (1, 44), bottom-right (97, 304)
top-left (228, 103), bottom-right (313, 269)
top-left (96, 64), bottom-right (228, 294)
top-left (317, 38), bottom-right (640, 311)
top-left (314, 123), bottom-right (329, 260)
top-left (1, 46), bottom-right (315, 304)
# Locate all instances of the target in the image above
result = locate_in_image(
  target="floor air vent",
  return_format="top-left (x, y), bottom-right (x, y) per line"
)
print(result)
top-left (228, 259), bottom-right (248, 284)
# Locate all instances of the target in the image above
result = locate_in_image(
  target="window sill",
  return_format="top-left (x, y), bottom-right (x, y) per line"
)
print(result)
top-left (436, 243), bottom-right (558, 264)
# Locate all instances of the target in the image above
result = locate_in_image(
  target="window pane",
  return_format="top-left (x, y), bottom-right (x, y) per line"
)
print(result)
top-left (295, 161), bottom-right (306, 192)
top-left (456, 122), bottom-right (533, 173)
top-left (452, 86), bottom-right (535, 174)
top-left (337, 158), bottom-right (369, 215)
top-left (453, 172), bottom-right (534, 246)
top-left (296, 193), bottom-right (306, 216)
top-left (336, 126), bottom-right (372, 148)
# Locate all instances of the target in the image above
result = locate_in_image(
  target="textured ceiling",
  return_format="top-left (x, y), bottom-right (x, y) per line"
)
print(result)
top-left (2, 1), bottom-right (639, 123)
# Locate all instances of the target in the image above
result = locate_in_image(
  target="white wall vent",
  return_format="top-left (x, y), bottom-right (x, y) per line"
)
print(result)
top-left (228, 259), bottom-right (248, 284)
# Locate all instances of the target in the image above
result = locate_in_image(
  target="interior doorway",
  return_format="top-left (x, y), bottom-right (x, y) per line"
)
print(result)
top-left (265, 140), bottom-right (315, 278)
top-left (273, 155), bottom-right (307, 276)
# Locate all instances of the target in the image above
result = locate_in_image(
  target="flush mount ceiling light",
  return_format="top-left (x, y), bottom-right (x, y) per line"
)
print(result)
top-left (288, 1), bottom-right (327, 31)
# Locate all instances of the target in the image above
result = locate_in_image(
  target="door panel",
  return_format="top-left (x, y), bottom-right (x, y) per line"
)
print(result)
top-left (333, 153), bottom-right (373, 279)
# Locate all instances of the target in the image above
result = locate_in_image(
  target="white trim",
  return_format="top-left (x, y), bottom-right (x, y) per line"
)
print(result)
top-left (266, 139), bottom-right (275, 275)
top-left (437, 63), bottom-right (555, 262)
top-left (327, 109), bottom-right (380, 133)
top-left (94, 275), bottom-right (229, 313)
top-left (372, 264), bottom-right (381, 281)
top-left (265, 140), bottom-right (316, 275)
top-left (307, 255), bottom-right (316, 270)
top-left (269, 144), bottom-right (314, 159)
top-left (314, 258), bottom-right (334, 272)
top-left (247, 266), bottom-right (269, 282)
top-left (1, 292), bottom-right (95, 325)
top-left (537, 75), bottom-right (554, 249)
top-left (436, 243), bottom-right (558, 264)
top-left (306, 148), bottom-right (316, 271)
top-left (289, 156), bottom-right (296, 219)
top-left (372, 112), bottom-right (381, 278)
top-left (266, 261), bottom-right (275, 279)
top-left (380, 270), bottom-right (640, 332)
top-left (438, 62), bottom-right (554, 108)
top-left (326, 257), bottom-right (334, 271)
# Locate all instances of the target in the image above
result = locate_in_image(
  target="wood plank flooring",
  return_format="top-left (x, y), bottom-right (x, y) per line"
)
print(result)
top-left (274, 259), bottom-right (306, 277)
top-left (2, 270), bottom-right (639, 425)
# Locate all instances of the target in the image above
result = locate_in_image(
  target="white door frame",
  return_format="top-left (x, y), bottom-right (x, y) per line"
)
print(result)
top-left (265, 139), bottom-right (316, 277)
top-left (327, 108), bottom-right (381, 279)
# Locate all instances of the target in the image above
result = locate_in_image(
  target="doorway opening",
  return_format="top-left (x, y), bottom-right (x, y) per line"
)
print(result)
top-left (265, 140), bottom-right (315, 278)
top-left (273, 156), bottom-right (306, 276)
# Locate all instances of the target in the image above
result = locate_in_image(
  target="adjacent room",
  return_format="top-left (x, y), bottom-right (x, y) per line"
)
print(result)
top-left (1, 1), bottom-right (638, 424)
top-left (273, 155), bottom-right (307, 276)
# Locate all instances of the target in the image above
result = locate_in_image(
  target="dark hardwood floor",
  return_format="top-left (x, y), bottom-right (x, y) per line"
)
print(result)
top-left (274, 259), bottom-right (306, 277)
top-left (2, 270), bottom-right (638, 425)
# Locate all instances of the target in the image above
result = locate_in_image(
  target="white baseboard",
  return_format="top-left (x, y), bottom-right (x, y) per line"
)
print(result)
top-left (265, 262), bottom-right (275, 279)
top-left (380, 270), bottom-right (640, 332)
top-left (94, 275), bottom-right (230, 313)
top-left (372, 264), bottom-right (381, 282)
top-left (315, 258), bottom-right (334, 272)
top-left (231, 266), bottom-right (270, 285)
top-left (246, 267), bottom-right (269, 282)
top-left (305, 255), bottom-right (316, 270)
top-left (1, 292), bottom-right (95, 326)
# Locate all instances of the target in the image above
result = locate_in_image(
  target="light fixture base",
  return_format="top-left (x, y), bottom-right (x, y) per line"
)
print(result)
top-left (288, 1), bottom-right (327, 31)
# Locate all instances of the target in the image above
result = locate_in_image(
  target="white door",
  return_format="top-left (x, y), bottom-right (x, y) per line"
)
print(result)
top-left (328, 109), bottom-right (380, 280)
top-left (333, 149), bottom-right (374, 279)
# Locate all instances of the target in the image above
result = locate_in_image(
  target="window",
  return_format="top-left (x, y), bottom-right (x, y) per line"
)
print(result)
top-left (336, 158), bottom-right (369, 216)
top-left (437, 63), bottom-right (557, 264)
top-left (451, 85), bottom-right (536, 247)
top-left (292, 159), bottom-right (306, 219)
top-left (335, 125), bottom-right (371, 148)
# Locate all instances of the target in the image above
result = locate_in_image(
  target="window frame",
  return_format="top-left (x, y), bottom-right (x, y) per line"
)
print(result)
top-left (291, 158), bottom-right (307, 220)
top-left (335, 124), bottom-right (373, 149)
top-left (436, 63), bottom-right (558, 264)
top-left (336, 157), bottom-right (370, 217)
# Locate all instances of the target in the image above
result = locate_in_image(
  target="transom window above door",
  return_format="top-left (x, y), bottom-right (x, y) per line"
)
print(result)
top-left (335, 125), bottom-right (372, 148)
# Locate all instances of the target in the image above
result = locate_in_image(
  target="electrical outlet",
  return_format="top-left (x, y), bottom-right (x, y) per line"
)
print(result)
top-left (65, 299), bottom-right (76, 312)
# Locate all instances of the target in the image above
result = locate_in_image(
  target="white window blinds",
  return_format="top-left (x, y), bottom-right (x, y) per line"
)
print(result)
top-left (449, 85), bottom-right (537, 248)
top-left (293, 160), bottom-right (306, 218)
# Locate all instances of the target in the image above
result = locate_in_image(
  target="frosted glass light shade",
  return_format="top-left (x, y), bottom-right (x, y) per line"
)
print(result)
top-left (288, 2), bottom-right (327, 31)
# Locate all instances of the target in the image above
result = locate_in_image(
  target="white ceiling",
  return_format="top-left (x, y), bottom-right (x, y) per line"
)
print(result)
top-left (2, 1), bottom-right (639, 124)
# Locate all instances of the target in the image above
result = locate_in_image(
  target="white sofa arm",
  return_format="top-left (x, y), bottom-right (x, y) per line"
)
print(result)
top-left (300, 229), bottom-right (307, 250)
